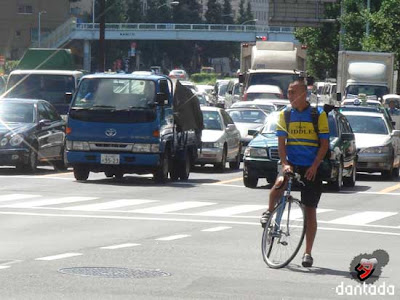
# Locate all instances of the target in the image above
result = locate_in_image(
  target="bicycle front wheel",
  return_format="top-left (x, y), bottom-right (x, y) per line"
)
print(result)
top-left (261, 197), bottom-right (306, 268)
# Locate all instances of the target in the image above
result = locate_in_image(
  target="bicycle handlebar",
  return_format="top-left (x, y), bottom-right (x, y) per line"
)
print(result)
top-left (274, 171), bottom-right (305, 190)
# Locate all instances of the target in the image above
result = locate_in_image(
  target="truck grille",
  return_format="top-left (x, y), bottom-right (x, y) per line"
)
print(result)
top-left (89, 142), bottom-right (134, 152)
top-left (268, 147), bottom-right (279, 160)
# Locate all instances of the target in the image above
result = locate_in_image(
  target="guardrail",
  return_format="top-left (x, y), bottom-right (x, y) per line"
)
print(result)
top-left (32, 17), bottom-right (77, 48)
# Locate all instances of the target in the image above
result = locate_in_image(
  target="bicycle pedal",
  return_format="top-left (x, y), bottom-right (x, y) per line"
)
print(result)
top-left (280, 241), bottom-right (288, 246)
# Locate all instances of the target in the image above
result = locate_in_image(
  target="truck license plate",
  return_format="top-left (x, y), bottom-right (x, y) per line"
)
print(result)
top-left (101, 154), bottom-right (120, 165)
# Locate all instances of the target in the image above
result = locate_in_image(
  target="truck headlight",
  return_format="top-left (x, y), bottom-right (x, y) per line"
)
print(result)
top-left (132, 144), bottom-right (159, 153)
top-left (72, 141), bottom-right (90, 151)
top-left (0, 137), bottom-right (8, 147)
top-left (360, 146), bottom-right (390, 154)
top-left (244, 147), bottom-right (268, 157)
top-left (10, 135), bottom-right (24, 146)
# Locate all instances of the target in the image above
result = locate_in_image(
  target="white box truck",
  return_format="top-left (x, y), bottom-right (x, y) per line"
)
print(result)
top-left (239, 41), bottom-right (307, 98)
top-left (337, 51), bottom-right (395, 100)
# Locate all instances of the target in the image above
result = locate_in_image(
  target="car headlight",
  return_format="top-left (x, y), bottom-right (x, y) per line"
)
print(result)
top-left (202, 142), bottom-right (224, 148)
top-left (10, 135), bottom-right (24, 146)
top-left (0, 137), bottom-right (8, 147)
top-left (72, 141), bottom-right (90, 151)
top-left (360, 146), bottom-right (391, 154)
top-left (132, 144), bottom-right (159, 153)
top-left (244, 147), bottom-right (268, 157)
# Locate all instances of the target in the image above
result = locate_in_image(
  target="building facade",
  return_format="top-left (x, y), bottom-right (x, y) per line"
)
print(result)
top-left (0, 0), bottom-right (70, 60)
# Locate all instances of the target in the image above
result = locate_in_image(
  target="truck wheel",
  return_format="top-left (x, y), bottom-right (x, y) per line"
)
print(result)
top-left (53, 146), bottom-right (68, 171)
top-left (114, 171), bottom-right (124, 180)
top-left (74, 167), bottom-right (89, 181)
top-left (179, 153), bottom-right (191, 181)
top-left (104, 171), bottom-right (114, 178)
top-left (154, 149), bottom-right (170, 183)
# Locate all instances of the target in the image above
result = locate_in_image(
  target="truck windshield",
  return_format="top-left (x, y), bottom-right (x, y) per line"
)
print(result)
top-left (6, 74), bottom-right (75, 104)
top-left (346, 85), bottom-right (389, 99)
top-left (248, 73), bottom-right (299, 98)
top-left (73, 78), bottom-right (156, 109)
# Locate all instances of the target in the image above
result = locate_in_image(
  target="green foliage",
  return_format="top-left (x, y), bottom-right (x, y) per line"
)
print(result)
top-left (205, 0), bottom-right (222, 24)
top-left (222, 0), bottom-right (234, 24)
top-left (173, 0), bottom-right (202, 24)
top-left (237, 0), bottom-right (246, 24)
top-left (245, 1), bottom-right (254, 22)
top-left (126, 0), bottom-right (144, 23)
top-left (4, 60), bottom-right (19, 74)
top-left (190, 73), bottom-right (217, 85)
top-left (146, 0), bottom-right (173, 23)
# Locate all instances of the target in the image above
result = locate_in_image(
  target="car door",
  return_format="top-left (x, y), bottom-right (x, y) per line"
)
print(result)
top-left (339, 115), bottom-right (356, 171)
top-left (36, 102), bottom-right (53, 160)
top-left (221, 110), bottom-right (240, 159)
top-left (43, 102), bottom-right (66, 160)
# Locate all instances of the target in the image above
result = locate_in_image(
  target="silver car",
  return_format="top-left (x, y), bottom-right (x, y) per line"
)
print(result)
top-left (197, 107), bottom-right (241, 172)
top-left (341, 111), bottom-right (400, 179)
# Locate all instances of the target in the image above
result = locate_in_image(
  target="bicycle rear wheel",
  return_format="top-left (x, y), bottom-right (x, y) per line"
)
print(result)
top-left (261, 197), bottom-right (306, 268)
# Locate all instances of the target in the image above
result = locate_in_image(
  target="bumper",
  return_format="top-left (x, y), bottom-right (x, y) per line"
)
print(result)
top-left (0, 149), bottom-right (30, 166)
top-left (196, 148), bottom-right (223, 163)
top-left (357, 153), bottom-right (393, 172)
top-left (67, 151), bottom-right (161, 173)
top-left (243, 157), bottom-right (278, 179)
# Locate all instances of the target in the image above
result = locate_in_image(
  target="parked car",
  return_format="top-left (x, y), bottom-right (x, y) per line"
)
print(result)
top-left (169, 69), bottom-right (189, 80)
top-left (341, 110), bottom-right (400, 179)
top-left (196, 107), bottom-right (241, 171)
top-left (230, 100), bottom-right (277, 114)
top-left (243, 109), bottom-right (358, 190)
top-left (0, 99), bottom-right (66, 172)
top-left (242, 84), bottom-right (284, 101)
top-left (224, 78), bottom-right (241, 108)
top-left (226, 108), bottom-right (269, 156)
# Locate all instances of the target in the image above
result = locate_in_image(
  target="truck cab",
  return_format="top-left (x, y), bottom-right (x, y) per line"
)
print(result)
top-left (66, 74), bottom-right (202, 182)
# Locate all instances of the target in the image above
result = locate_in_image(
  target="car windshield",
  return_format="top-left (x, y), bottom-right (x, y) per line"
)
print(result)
top-left (248, 73), bottom-right (299, 98)
top-left (346, 85), bottom-right (389, 98)
top-left (6, 74), bottom-right (75, 104)
top-left (218, 83), bottom-right (228, 96)
top-left (203, 111), bottom-right (223, 130)
top-left (0, 102), bottom-right (35, 123)
top-left (72, 78), bottom-right (156, 109)
top-left (228, 109), bottom-right (266, 124)
top-left (345, 115), bottom-right (388, 135)
top-left (247, 92), bottom-right (280, 101)
top-left (197, 95), bottom-right (207, 105)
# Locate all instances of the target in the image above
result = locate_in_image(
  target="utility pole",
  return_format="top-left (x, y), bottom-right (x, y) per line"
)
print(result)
top-left (366, 0), bottom-right (370, 36)
top-left (339, 0), bottom-right (345, 51)
top-left (98, 0), bottom-right (105, 72)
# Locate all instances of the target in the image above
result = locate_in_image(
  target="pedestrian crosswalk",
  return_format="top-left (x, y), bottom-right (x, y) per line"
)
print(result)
top-left (0, 193), bottom-right (399, 227)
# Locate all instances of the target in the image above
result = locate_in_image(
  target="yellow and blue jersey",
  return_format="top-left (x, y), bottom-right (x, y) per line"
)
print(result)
top-left (276, 106), bottom-right (329, 166)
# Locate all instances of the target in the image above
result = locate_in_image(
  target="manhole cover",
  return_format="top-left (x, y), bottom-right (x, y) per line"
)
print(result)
top-left (58, 267), bottom-right (171, 279)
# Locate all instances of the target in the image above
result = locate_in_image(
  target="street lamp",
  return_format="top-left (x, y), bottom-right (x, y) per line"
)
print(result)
top-left (38, 10), bottom-right (47, 47)
top-left (157, 1), bottom-right (179, 10)
top-left (241, 19), bottom-right (258, 25)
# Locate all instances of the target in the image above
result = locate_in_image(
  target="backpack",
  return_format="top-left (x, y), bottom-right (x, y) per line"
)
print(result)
top-left (283, 106), bottom-right (332, 178)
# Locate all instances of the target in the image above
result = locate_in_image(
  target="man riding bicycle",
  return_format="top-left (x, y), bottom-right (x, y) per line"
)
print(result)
top-left (260, 79), bottom-right (329, 267)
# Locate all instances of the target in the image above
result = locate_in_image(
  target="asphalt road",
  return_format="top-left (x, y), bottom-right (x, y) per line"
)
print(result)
top-left (0, 165), bottom-right (399, 299)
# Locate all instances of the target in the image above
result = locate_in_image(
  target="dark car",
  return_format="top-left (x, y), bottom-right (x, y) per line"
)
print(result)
top-left (0, 99), bottom-right (66, 172)
top-left (243, 109), bottom-right (357, 191)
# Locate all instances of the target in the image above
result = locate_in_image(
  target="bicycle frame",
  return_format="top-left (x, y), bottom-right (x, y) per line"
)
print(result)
top-left (272, 176), bottom-right (294, 238)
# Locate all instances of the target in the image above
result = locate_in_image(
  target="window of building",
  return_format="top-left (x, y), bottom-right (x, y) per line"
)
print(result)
top-left (17, 4), bottom-right (33, 14)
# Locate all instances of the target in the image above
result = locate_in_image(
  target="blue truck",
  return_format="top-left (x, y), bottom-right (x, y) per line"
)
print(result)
top-left (66, 73), bottom-right (203, 182)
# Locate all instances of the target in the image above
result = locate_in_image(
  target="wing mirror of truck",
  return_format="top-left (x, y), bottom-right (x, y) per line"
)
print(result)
top-left (38, 119), bottom-right (52, 128)
top-left (336, 92), bottom-right (342, 103)
top-left (65, 92), bottom-right (73, 104)
top-left (156, 92), bottom-right (168, 106)
top-left (238, 74), bottom-right (245, 84)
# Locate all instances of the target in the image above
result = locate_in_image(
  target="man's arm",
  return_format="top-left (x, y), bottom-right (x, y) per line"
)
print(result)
top-left (305, 138), bottom-right (329, 181)
top-left (278, 136), bottom-right (292, 173)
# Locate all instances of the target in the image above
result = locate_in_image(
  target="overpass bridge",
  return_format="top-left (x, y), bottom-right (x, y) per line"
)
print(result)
top-left (36, 18), bottom-right (296, 71)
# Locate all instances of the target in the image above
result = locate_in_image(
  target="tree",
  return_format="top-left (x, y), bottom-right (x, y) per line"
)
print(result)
top-left (146, 0), bottom-right (173, 23)
top-left (173, 0), bottom-right (202, 24)
top-left (237, 0), bottom-right (246, 24)
top-left (126, 0), bottom-right (144, 23)
top-left (205, 0), bottom-right (222, 24)
top-left (222, 0), bottom-right (234, 24)
top-left (245, 1), bottom-right (254, 23)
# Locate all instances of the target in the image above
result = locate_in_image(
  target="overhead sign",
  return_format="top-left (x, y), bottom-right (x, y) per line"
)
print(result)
top-left (268, 0), bottom-right (338, 27)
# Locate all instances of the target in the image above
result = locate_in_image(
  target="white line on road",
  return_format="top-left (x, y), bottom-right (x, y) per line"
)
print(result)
top-left (35, 253), bottom-right (83, 261)
top-left (0, 194), bottom-right (41, 202)
top-left (201, 226), bottom-right (232, 232)
top-left (1, 210), bottom-right (400, 235)
top-left (100, 243), bottom-right (141, 249)
top-left (328, 211), bottom-right (398, 226)
top-left (131, 201), bottom-right (216, 214)
top-left (0, 266), bottom-right (10, 270)
top-left (66, 199), bottom-right (158, 211)
top-left (3, 197), bottom-right (98, 208)
top-left (156, 234), bottom-right (191, 241)
top-left (0, 175), bottom-right (71, 180)
top-left (198, 205), bottom-right (266, 217)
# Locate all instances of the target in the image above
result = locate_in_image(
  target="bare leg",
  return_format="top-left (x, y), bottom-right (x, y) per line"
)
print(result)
top-left (268, 176), bottom-right (286, 212)
top-left (304, 206), bottom-right (317, 255)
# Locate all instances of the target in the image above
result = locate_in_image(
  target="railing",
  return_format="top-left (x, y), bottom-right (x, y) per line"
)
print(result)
top-left (31, 17), bottom-right (77, 48)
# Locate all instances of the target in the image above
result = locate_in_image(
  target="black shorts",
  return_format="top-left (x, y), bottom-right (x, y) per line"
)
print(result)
top-left (292, 165), bottom-right (322, 208)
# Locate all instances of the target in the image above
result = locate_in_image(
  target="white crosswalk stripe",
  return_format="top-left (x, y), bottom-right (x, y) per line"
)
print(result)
top-left (2, 197), bottom-right (98, 208)
top-left (328, 211), bottom-right (398, 226)
top-left (66, 199), bottom-right (158, 211)
top-left (197, 205), bottom-right (266, 216)
top-left (0, 194), bottom-right (41, 202)
top-left (131, 201), bottom-right (216, 214)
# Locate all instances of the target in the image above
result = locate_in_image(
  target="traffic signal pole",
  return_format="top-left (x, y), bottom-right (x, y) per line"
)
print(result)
top-left (98, 0), bottom-right (105, 72)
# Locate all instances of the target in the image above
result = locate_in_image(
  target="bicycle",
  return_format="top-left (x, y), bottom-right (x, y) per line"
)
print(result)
top-left (261, 172), bottom-right (306, 268)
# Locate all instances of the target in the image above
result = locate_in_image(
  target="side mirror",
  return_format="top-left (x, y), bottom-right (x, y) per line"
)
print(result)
top-left (226, 124), bottom-right (235, 131)
top-left (392, 130), bottom-right (400, 137)
top-left (238, 74), bottom-right (245, 84)
top-left (341, 132), bottom-right (355, 141)
top-left (392, 121), bottom-right (396, 127)
top-left (39, 119), bottom-right (52, 128)
top-left (65, 92), bottom-right (73, 104)
top-left (336, 92), bottom-right (342, 103)
top-left (248, 129), bottom-right (258, 136)
top-left (156, 92), bottom-right (168, 106)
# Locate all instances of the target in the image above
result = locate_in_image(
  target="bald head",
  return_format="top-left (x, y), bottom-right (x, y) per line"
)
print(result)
top-left (288, 79), bottom-right (308, 110)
